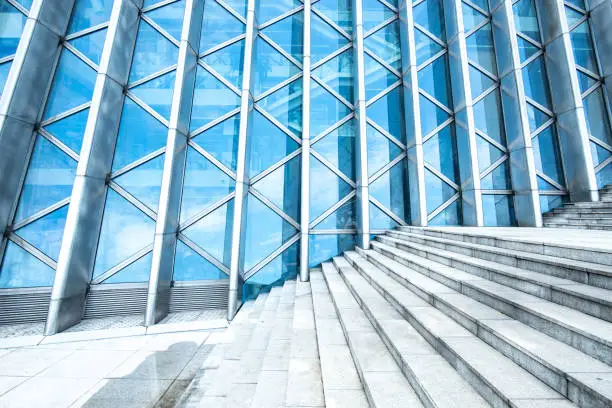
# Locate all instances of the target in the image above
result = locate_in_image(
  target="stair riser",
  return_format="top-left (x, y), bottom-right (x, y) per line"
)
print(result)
top-left (544, 224), bottom-right (612, 231)
top-left (370, 244), bottom-right (612, 366)
top-left (546, 212), bottom-right (612, 218)
top-left (543, 219), bottom-right (612, 225)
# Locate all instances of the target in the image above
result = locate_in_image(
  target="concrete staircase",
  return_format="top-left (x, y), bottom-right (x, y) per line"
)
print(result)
top-left (544, 185), bottom-right (612, 230)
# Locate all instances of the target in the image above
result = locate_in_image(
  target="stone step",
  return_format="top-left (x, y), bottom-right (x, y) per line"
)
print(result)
top-left (377, 235), bottom-right (612, 322)
top-left (545, 211), bottom-right (612, 218)
top-left (399, 226), bottom-right (612, 266)
top-left (370, 240), bottom-right (612, 366)
top-left (564, 202), bottom-right (612, 210)
top-left (543, 223), bottom-right (612, 231)
top-left (331, 255), bottom-right (576, 408)
top-left (320, 263), bottom-right (427, 408)
top-left (386, 230), bottom-right (612, 290)
top-left (352, 248), bottom-right (612, 408)
top-left (543, 218), bottom-right (612, 225)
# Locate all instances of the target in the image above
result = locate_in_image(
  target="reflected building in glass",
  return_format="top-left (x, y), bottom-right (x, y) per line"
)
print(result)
top-left (0, 0), bottom-right (611, 332)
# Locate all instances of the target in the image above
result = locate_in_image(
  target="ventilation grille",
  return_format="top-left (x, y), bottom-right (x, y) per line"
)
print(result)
top-left (169, 280), bottom-right (229, 313)
top-left (0, 288), bottom-right (51, 325)
top-left (83, 283), bottom-right (148, 319)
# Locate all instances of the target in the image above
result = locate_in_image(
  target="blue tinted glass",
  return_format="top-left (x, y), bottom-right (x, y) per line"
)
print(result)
top-left (313, 0), bottom-right (352, 35)
top-left (483, 195), bottom-right (515, 226)
top-left (102, 252), bottom-right (152, 284)
top-left (367, 124), bottom-right (402, 176)
top-left (576, 70), bottom-right (597, 94)
top-left (261, 11), bottom-right (304, 63)
top-left (223, 0), bottom-right (247, 17)
top-left (429, 199), bottom-right (461, 225)
top-left (67, 0), bottom-right (114, 34)
top-left (566, 0), bottom-right (585, 8)
top-left (362, 0), bottom-right (394, 32)
top-left (522, 57), bottom-right (551, 107)
top-left (257, 0), bottom-right (301, 25)
top-left (539, 194), bottom-right (565, 213)
top-left (13, 0), bottom-right (32, 10)
top-left (146, 0), bottom-right (186, 41)
top-left (0, 61), bottom-right (10, 95)
top-left (309, 156), bottom-right (353, 221)
top-left (308, 235), bottom-right (355, 267)
top-left (190, 67), bottom-right (241, 131)
top-left (200, 1), bottom-right (245, 53)
top-left (516, 36), bottom-right (539, 63)
top-left (68, 28), bottom-right (107, 66)
top-left (537, 175), bottom-right (558, 191)
top-left (369, 161), bottom-right (406, 217)
top-left (476, 135), bottom-right (504, 171)
top-left (173, 240), bottom-right (228, 281)
top-left (128, 20), bottom-right (179, 83)
top-left (310, 13), bottom-right (348, 64)
top-left (419, 94), bottom-right (450, 136)
top-left (590, 140), bottom-right (611, 167)
top-left (565, 6), bottom-right (583, 28)
top-left (192, 114), bottom-right (240, 170)
top-left (114, 154), bottom-right (164, 212)
top-left (423, 126), bottom-right (458, 182)
top-left (474, 90), bottom-right (504, 144)
top-left (253, 38), bottom-right (301, 96)
top-left (252, 156), bottom-right (301, 220)
top-left (311, 119), bottom-right (355, 180)
top-left (203, 39), bottom-right (245, 90)
top-left (368, 87), bottom-right (404, 142)
top-left (570, 22), bottom-right (598, 73)
top-left (313, 200), bottom-right (356, 229)
top-left (462, 3), bottom-right (486, 32)
top-left (466, 24), bottom-right (497, 75)
top-left (364, 21), bottom-right (402, 71)
top-left (468, 65), bottom-right (495, 98)
top-left (245, 241), bottom-right (299, 286)
top-left (248, 111), bottom-right (299, 177)
top-left (413, 0), bottom-right (445, 41)
top-left (310, 82), bottom-right (352, 136)
top-left (44, 108), bottom-right (89, 154)
top-left (130, 69), bottom-right (176, 120)
top-left (525, 102), bottom-right (550, 133)
top-left (44, 50), bottom-right (97, 119)
top-left (513, 0), bottom-right (541, 42)
top-left (364, 54), bottom-right (398, 101)
top-left (258, 79), bottom-right (303, 136)
top-left (370, 202), bottom-right (400, 230)
top-left (182, 200), bottom-right (233, 265)
top-left (532, 126), bottom-right (565, 186)
top-left (313, 50), bottom-right (353, 103)
top-left (414, 29), bottom-right (443, 67)
top-left (15, 205), bottom-right (68, 261)
top-left (15, 137), bottom-right (77, 222)
top-left (0, 241), bottom-right (55, 288)
top-left (480, 161), bottom-right (511, 189)
top-left (596, 162), bottom-right (612, 188)
top-left (418, 55), bottom-right (451, 107)
top-left (0, 2), bottom-right (26, 58)
top-left (583, 87), bottom-right (612, 146)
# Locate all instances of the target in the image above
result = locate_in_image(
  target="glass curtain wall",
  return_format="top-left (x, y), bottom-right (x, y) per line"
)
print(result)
top-left (0, 0), bottom-right (28, 96)
top-left (0, 0), bottom-right (112, 288)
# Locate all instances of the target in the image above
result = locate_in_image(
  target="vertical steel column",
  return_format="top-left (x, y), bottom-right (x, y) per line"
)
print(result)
top-left (0, 0), bottom-right (75, 251)
top-left (353, 0), bottom-right (370, 248)
top-left (535, 0), bottom-right (598, 202)
top-left (398, 0), bottom-right (427, 226)
top-left (490, 0), bottom-right (541, 226)
top-left (45, 0), bottom-right (142, 334)
top-left (228, 0), bottom-right (257, 320)
top-left (589, 0), bottom-right (612, 136)
top-left (145, 0), bottom-right (204, 326)
top-left (300, 0), bottom-right (311, 282)
top-left (443, 0), bottom-right (484, 226)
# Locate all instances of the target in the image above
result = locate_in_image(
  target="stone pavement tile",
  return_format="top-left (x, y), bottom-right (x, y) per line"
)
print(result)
top-left (78, 335), bottom-right (149, 351)
top-left (0, 377), bottom-right (99, 408)
top-left (0, 348), bottom-right (74, 376)
top-left (152, 379), bottom-right (191, 408)
top-left (324, 389), bottom-right (369, 408)
top-left (314, 318), bottom-right (346, 346)
top-left (108, 349), bottom-right (195, 380)
top-left (318, 345), bottom-right (362, 390)
top-left (0, 350), bottom-right (13, 360)
top-left (37, 350), bottom-right (136, 379)
top-left (285, 358), bottom-right (324, 407)
top-left (0, 376), bottom-right (28, 397)
top-left (177, 343), bottom-right (214, 380)
top-left (143, 331), bottom-right (210, 352)
top-left (251, 370), bottom-right (288, 408)
top-left (69, 378), bottom-right (172, 408)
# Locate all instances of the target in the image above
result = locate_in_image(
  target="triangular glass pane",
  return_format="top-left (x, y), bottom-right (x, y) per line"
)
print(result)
top-left (566, 0), bottom-right (585, 9)
top-left (192, 113), bottom-right (240, 171)
top-left (423, 125), bottom-right (458, 182)
top-left (102, 252), bottom-right (152, 284)
top-left (113, 98), bottom-right (168, 171)
top-left (522, 56), bottom-right (552, 107)
top-left (114, 154), bottom-right (165, 212)
top-left (224, 0), bottom-right (247, 17)
top-left (128, 20), bottom-right (179, 83)
top-left (313, 0), bottom-right (352, 35)
top-left (182, 200), bottom-right (233, 264)
top-left (202, 39), bottom-right (245, 90)
top-left (261, 12), bottom-right (304, 63)
top-left (248, 111), bottom-right (299, 177)
top-left (253, 38), bottom-right (301, 96)
top-left (414, 28), bottom-right (443, 66)
top-left (313, 50), bottom-right (353, 103)
top-left (429, 199), bottom-right (461, 225)
top-left (310, 81), bottom-right (352, 137)
top-left (469, 64), bottom-right (494, 98)
top-left (368, 86), bottom-right (404, 142)
top-left (191, 67), bottom-right (241, 131)
top-left (313, 199), bottom-right (356, 230)
top-left (311, 119), bottom-right (356, 180)
top-left (93, 190), bottom-right (156, 277)
top-left (525, 102), bottom-right (550, 134)
top-left (245, 241), bottom-right (299, 286)
top-left (257, 0), bottom-right (302, 25)
top-left (258, 79), bottom-right (303, 137)
top-left (462, 2), bottom-right (487, 32)
top-left (369, 160), bottom-right (406, 218)
top-left (252, 156), bottom-right (301, 221)
top-left (0, 241), bottom-right (55, 288)
top-left (419, 94), bottom-right (450, 136)
top-left (512, 0), bottom-right (541, 43)
top-left (476, 135), bottom-right (504, 171)
top-left (15, 137), bottom-right (77, 222)
top-left (469, 0), bottom-right (489, 12)
top-left (43, 50), bottom-right (96, 119)
top-left (143, 0), bottom-right (163, 7)
top-left (577, 70), bottom-right (597, 94)
top-left (516, 36), bottom-right (538, 63)
top-left (311, 13), bottom-right (349, 64)
top-left (146, 0), bottom-right (185, 41)
top-left (130, 70), bottom-right (176, 120)
top-left (362, 0), bottom-right (394, 33)
top-left (364, 54), bottom-right (397, 101)
top-left (309, 156), bottom-right (353, 221)
top-left (69, 28), bottom-right (107, 66)
top-left (67, 0), bottom-right (114, 34)
top-left (466, 23), bottom-right (497, 75)
top-left (481, 160), bottom-right (512, 189)
top-left (590, 140), bottom-right (612, 167)
top-left (413, 0), bottom-right (445, 41)
top-left (44, 108), bottom-right (89, 154)
top-left (364, 21), bottom-right (402, 71)
top-left (15, 205), bottom-right (68, 262)
top-left (539, 194), bottom-right (565, 213)
top-left (418, 55), bottom-right (451, 107)
top-left (200, 1), bottom-right (245, 53)
top-left (369, 202), bottom-right (399, 230)
top-left (565, 6), bottom-right (584, 28)
top-left (173, 240), bottom-right (227, 281)
top-left (0, 3), bottom-right (24, 55)
top-left (596, 162), bottom-right (612, 188)
top-left (532, 126), bottom-right (565, 186)
top-left (243, 194), bottom-right (298, 271)
top-left (0, 62), bottom-right (11, 94)
top-left (584, 87), bottom-right (612, 146)
top-left (424, 168), bottom-right (456, 214)
top-left (180, 147), bottom-right (235, 222)
top-left (473, 90), bottom-right (504, 144)
top-left (367, 124), bottom-right (402, 176)
top-left (308, 235), bottom-right (355, 267)
top-left (537, 175), bottom-right (558, 191)
top-left (570, 22), bottom-right (598, 73)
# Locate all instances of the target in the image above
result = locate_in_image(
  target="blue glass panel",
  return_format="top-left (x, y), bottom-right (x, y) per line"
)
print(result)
top-left (414, 29), bottom-right (443, 67)
top-left (67, 0), bottom-right (114, 34)
top-left (565, 6), bottom-right (583, 28)
top-left (310, 82), bottom-right (351, 136)
top-left (516, 36), bottom-right (539, 63)
top-left (474, 90), bottom-right (504, 143)
top-left (0, 61), bottom-right (10, 95)
top-left (143, 0), bottom-right (162, 7)
top-left (180, 147), bottom-right (235, 221)
top-left (68, 28), bottom-right (107, 66)
top-left (102, 252), bottom-right (152, 284)
top-left (310, 13), bottom-right (348, 64)
top-left (566, 0), bottom-right (585, 9)
top-left (367, 124), bottom-right (402, 176)
top-left (576, 70), bottom-right (597, 94)
top-left (15, 205), bottom-right (68, 261)
top-left (130, 69), bottom-right (176, 120)
top-left (13, 0), bottom-right (32, 10)
top-left (252, 156), bottom-right (301, 221)
top-left (113, 98), bottom-right (168, 171)
top-left (253, 38), bottom-right (300, 96)
top-left (532, 126), bottom-right (565, 186)
top-left (246, 241), bottom-right (299, 286)
top-left (114, 154), bottom-right (164, 211)
top-left (468, 65), bottom-right (494, 98)
top-left (413, 0), bottom-right (445, 41)
top-left (311, 119), bottom-right (355, 180)
top-left (313, 0), bottom-right (352, 35)
top-left (364, 54), bottom-right (397, 101)
top-left (476, 135), bottom-right (504, 172)
top-left (93, 190), bottom-right (156, 277)
top-left (312, 50), bottom-right (353, 103)
top-left (370, 202), bottom-right (400, 230)
top-left (243, 194), bottom-right (297, 270)
top-left (182, 200), bottom-right (233, 264)
top-left (462, 3), bottom-right (486, 33)
top-left (423, 126), bottom-right (458, 177)
top-left (369, 161), bottom-right (406, 218)
top-left (525, 102), bottom-right (550, 133)
top-left (248, 111), bottom-right (299, 177)
top-left (512, 0), bottom-right (540, 42)
top-left (596, 163), bottom-right (612, 188)
top-left (313, 199), bottom-right (356, 229)
top-left (309, 156), bottom-right (352, 221)
top-left (590, 140), bottom-right (611, 167)
top-left (419, 94), bottom-right (450, 136)
top-left (173, 240), bottom-right (227, 281)
top-left (15, 137), bottom-right (77, 222)
top-left (364, 21), bottom-right (402, 71)
top-left (308, 235), bottom-right (355, 267)
top-left (368, 86), bottom-right (404, 142)
top-left (418, 55), bottom-right (451, 107)
top-left (362, 0), bottom-right (394, 32)
top-left (190, 67), bottom-right (241, 131)
top-left (429, 199), bottom-right (460, 225)
top-left (257, 0), bottom-right (301, 25)
top-left (466, 24), bottom-right (497, 75)
top-left (0, 241), bottom-right (55, 288)
top-left (537, 176), bottom-right (558, 191)
top-left (146, 0), bottom-right (185, 41)
top-left (570, 22), bottom-right (598, 73)
top-left (539, 194), bottom-right (565, 213)
top-left (203, 39), bottom-right (245, 90)
top-left (43, 50), bottom-right (97, 119)
top-left (200, 1), bottom-right (245, 53)
top-left (261, 12), bottom-right (304, 63)
top-left (522, 57), bottom-right (551, 107)
top-left (192, 114), bottom-right (240, 171)
top-left (0, 3), bottom-right (25, 58)
top-left (584, 87), bottom-right (612, 146)
top-left (128, 20), bottom-right (178, 83)
top-left (44, 108), bottom-right (89, 154)
top-left (469, 0), bottom-right (489, 13)
top-left (258, 79), bottom-right (303, 136)
top-left (480, 161), bottom-right (511, 189)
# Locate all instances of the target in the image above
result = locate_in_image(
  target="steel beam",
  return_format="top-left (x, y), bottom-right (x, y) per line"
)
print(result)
top-left (300, 0), bottom-right (311, 281)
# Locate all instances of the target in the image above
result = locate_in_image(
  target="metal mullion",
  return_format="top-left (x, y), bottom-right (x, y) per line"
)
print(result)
top-left (8, 234), bottom-right (57, 270)
top-left (424, 161), bottom-right (460, 191)
top-left (41, 102), bottom-right (91, 127)
top-left (464, 0), bottom-right (489, 16)
top-left (300, 0), bottom-right (311, 281)
top-left (310, 229), bottom-right (358, 234)
top-left (311, 43), bottom-right (352, 70)
top-left (258, 6), bottom-right (305, 30)
top-left (178, 233), bottom-right (230, 274)
top-left (536, 171), bottom-right (565, 191)
top-left (564, 0), bottom-right (586, 14)
top-left (216, 0), bottom-right (248, 24)
top-left (365, 117), bottom-right (406, 149)
top-left (413, 23), bottom-right (446, 47)
top-left (416, 48), bottom-right (448, 72)
top-left (311, 75), bottom-right (354, 109)
top-left (311, 113), bottom-right (354, 144)
top-left (595, 155), bottom-right (612, 173)
top-left (198, 60), bottom-right (242, 97)
top-left (253, 105), bottom-right (302, 144)
top-left (249, 188), bottom-right (301, 230)
top-left (427, 193), bottom-right (460, 221)
top-left (110, 148), bottom-right (166, 179)
top-left (538, 190), bottom-right (566, 195)
top-left (363, 48), bottom-right (401, 78)
top-left (258, 33), bottom-right (303, 69)
top-left (413, 0), bottom-right (426, 6)
top-left (378, 0), bottom-right (398, 12)
top-left (254, 72), bottom-right (303, 102)
top-left (108, 181), bottom-right (158, 220)
top-left (481, 189), bottom-right (513, 195)
top-left (467, 59), bottom-right (497, 82)
top-left (140, 15), bottom-right (181, 48)
top-left (189, 107), bottom-right (241, 138)
top-left (368, 152), bottom-right (406, 184)
top-left (11, 198), bottom-right (71, 231)
top-left (364, 15), bottom-right (399, 39)
top-left (581, 81), bottom-right (602, 100)
top-left (38, 129), bottom-right (80, 162)
top-left (64, 22), bottom-right (111, 41)
top-left (310, 149), bottom-right (356, 188)
top-left (309, 190), bottom-right (356, 229)
top-left (524, 96), bottom-right (553, 117)
top-left (471, 83), bottom-right (499, 105)
top-left (125, 91), bottom-right (171, 128)
top-left (465, 18), bottom-right (491, 39)
top-left (244, 233), bottom-right (301, 280)
top-left (179, 192), bottom-right (235, 231)
top-left (419, 89), bottom-right (453, 115)
top-left (576, 63), bottom-right (601, 81)
top-left (479, 154), bottom-right (509, 180)
top-left (567, 15), bottom-right (588, 32)
top-left (365, 80), bottom-right (402, 107)
top-left (530, 120), bottom-right (555, 139)
top-left (311, 7), bottom-right (351, 40)
top-left (92, 245), bottom-right (153, 284)
top-left (475, 128), bottom-right (508, 153)
top-left (422, 118), bottom-right (454, 143)
top-left (6, 0), bottom-right (28, 16)
top-left (142, 0), bottom-right (179, 13)
top-left (127, 64), bottom-right (178, 89)
top-left (249, 149), bottom-right (302, 185)
top-left (200, 34), bottom-right (247, 58)
top-left (188, 140), bottom-right (237, 180)
top-left (369, 196), bottom-right (407, 226)
top-left (515, 31), bottom-right (542, 49)
top-left (0, 55), bottom-right (14, 64)
top-left (589, 134), bottom-right (612, 153)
